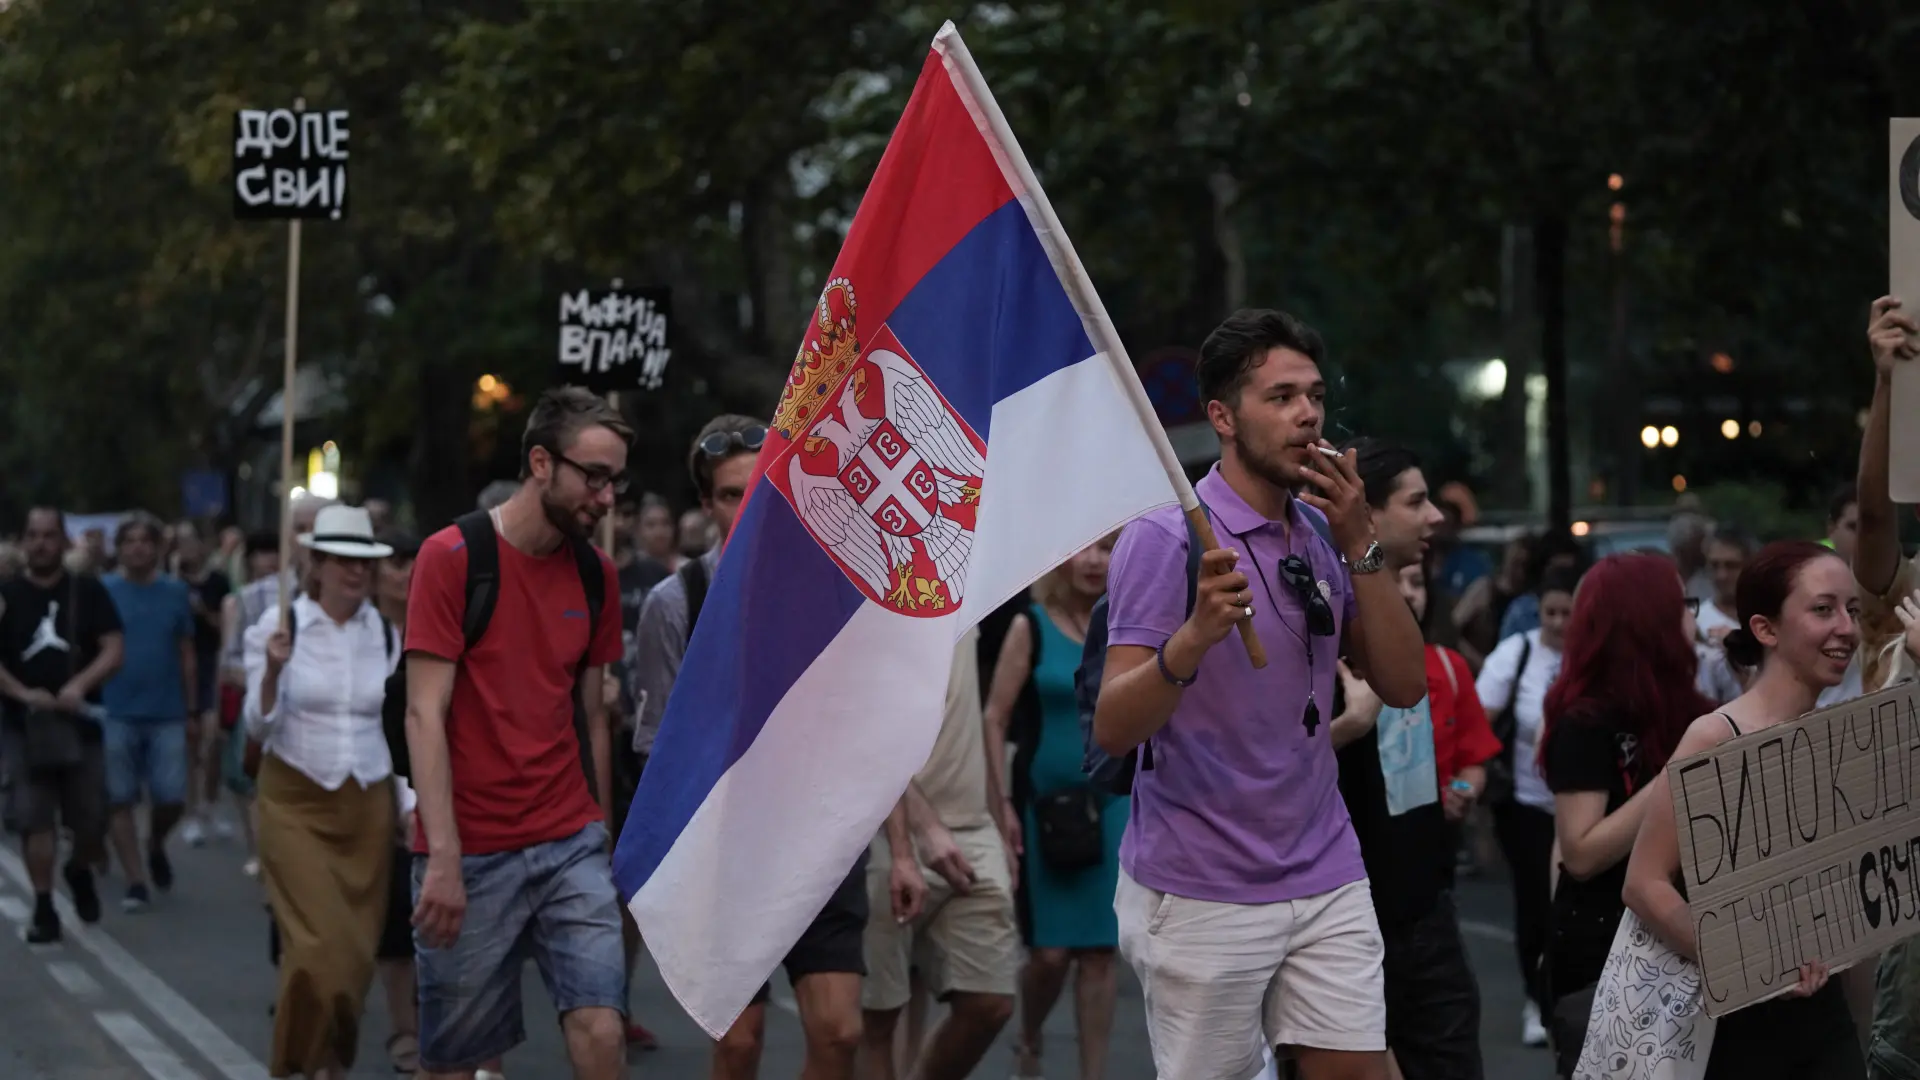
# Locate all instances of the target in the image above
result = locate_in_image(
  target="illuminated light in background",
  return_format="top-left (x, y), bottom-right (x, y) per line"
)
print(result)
top-left (308, 472), bottom-right (339, 499)
top-left (1640, 425), bottom-right (1660, 449)
top-left (1571, 520), bottom-right (1591, 537)
top-left (1608, 173), bottom-right (1624, 191)
top-left (1710, 352), bottom-right (1735, 374)
top-left (1721, 419), bottom-right (1740, 439)
top-left (1748, 420), bottom-right (1762, 437)
top-left (1468, 358), bottom-right (1507, 400)
top-left (1660, 425), bottom-right (1679, 448)
top-left (477, 374), bottom-right (497, 394)
top-left (1672, 475), bottom-right (1688, 493)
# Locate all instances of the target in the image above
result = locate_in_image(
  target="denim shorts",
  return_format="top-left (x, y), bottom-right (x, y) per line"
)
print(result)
top-left (103, 718), bottom-right (188, 808)
top-left (413, 821), bottom-right (628, 1072)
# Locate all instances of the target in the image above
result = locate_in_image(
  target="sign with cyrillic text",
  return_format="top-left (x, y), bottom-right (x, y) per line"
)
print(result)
top-left (1890, 120), bottom-right (1920, 501)
top-left (233, 107), bottom-right (349, 221)
top-left (1673, 682), bottom-right (1920, 1016)
top-left (555, 287), bottom-right (672, 394)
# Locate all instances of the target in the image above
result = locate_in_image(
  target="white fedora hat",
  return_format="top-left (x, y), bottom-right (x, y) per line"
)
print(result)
top-left (298, 505), bottom-right (394, 559)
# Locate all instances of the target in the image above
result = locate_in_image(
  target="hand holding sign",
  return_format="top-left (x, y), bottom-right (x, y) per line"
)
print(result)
top-left (1870, 296), bottom-right (1920, 377)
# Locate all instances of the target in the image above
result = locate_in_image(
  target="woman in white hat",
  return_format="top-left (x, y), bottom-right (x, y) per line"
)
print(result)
top-left (243, 504), bottom-right (400, 1080)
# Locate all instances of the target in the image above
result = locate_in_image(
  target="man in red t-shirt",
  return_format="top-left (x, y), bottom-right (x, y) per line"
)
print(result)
top-left (404, 387), bottom-right (630, 1080)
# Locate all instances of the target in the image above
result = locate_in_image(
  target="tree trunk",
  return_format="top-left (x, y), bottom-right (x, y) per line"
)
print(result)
top-left (1536, 213), bottom-right (1571, 533)
top-left (1496, 223), bottom-right (1537, 509)
top-left (1209, 170), bottom-right (1247, 313)
top-left (410, 357), bottom-right (473, 529)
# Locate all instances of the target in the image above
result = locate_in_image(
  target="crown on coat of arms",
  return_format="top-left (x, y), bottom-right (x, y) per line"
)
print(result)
top-left (772, 278), bottom-right (860, 441)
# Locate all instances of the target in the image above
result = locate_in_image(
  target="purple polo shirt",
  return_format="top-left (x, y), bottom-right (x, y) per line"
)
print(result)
top-left (1107, 466), bottom-right (1366, 905)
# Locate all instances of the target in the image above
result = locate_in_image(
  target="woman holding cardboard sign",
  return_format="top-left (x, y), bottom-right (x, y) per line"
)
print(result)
top-left (1594, 542), bottom-right (1862, 1080)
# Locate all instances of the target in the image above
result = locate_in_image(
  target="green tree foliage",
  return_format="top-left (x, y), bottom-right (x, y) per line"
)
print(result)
top-left (3, 0), bottom-right (1918, 526)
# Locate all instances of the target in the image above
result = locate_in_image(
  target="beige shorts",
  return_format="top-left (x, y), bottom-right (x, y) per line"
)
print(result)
top-left (1116, 870), bottom-right (1386, 1080)
top-left (862, 827), bottom-right (1020, 1012)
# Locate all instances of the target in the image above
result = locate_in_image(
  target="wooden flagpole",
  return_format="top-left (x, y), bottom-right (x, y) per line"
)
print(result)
top-left (933, 24), bottom-right (1264, 667)
top-left (276, 214), bottom-right (303, 631)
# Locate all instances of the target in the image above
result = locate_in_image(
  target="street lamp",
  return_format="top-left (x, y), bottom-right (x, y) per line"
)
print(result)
top-left (1640, 425), bottom-right (1660, 449)
top-left (1720, 419), bottom-right (1739, 439)
top-left (1660, 425), bottom-right (1679, 448)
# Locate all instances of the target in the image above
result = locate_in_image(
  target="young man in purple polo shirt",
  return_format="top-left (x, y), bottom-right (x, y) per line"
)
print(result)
top-left (1092, 309), bottom-right (1428, 1080)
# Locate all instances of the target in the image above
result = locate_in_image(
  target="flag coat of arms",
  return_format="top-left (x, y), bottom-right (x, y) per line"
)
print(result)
top-left (614, 21), bottom-right (1191, 1035)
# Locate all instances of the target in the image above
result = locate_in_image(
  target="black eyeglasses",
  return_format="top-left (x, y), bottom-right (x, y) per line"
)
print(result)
top-left (1684, 596), bottom-right (1701, 617)
top-left (556, 453), bottom-right (630, 496)
top-left (1278, 555), bottom-right (1338, 638)
top-left (699, 426), bottom-right (768, 458)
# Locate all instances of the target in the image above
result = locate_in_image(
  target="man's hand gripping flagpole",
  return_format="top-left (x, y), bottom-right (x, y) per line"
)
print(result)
top-left (936, 21), bottom-right (1267, 668)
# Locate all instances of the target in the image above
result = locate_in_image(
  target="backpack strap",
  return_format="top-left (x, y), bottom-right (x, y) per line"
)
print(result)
top-left (453, 510), bottom-right (500, 651)
top-left (679, 557), bottom-right (710, 638)
top-left (566, 536), bottom-right (608, 803)
top-left (1181, 496), bottom-right (1212, 618)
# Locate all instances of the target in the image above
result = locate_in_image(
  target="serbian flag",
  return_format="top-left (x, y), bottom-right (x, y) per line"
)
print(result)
top-left (613, 21), bottom-right (1189, 1035)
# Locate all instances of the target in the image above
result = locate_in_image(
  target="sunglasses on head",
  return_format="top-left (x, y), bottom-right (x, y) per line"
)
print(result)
top-left (699, 425), bottom-right (768, 458)
top-left (1278, 555), bottom-right (1338, 638)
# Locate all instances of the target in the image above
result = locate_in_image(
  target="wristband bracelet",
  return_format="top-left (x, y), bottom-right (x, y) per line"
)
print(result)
top-left (1156, 644), bottom-right (1198, 688)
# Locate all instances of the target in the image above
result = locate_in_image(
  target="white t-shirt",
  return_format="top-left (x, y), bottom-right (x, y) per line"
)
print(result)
top-left (1696, 600), bottom-right (1739, 640)
top-left (1475, 628), bottom-right (1562, 812)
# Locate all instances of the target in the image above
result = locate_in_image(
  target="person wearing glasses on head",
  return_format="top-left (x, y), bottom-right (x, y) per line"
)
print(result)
top-left (1090, 310), bottom-right (1428, 1080)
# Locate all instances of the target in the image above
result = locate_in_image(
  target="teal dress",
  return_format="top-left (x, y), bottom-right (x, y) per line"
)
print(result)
top-left (1019, 605), bottom-right (1127, 949)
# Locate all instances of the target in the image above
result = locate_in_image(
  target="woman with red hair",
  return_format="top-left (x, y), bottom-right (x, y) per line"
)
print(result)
top-left (1536, 553), bottom-right (1713, 1072)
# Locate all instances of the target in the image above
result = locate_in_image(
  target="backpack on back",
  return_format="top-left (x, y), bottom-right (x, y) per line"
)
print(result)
top-left (1075, 500), bottom-right (1332, 796)
top-left (382, 509), bottom-right (607, 799)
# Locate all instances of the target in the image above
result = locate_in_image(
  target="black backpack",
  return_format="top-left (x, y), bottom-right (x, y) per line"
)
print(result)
top-left (382, 509), bottom-right (607, 799)
top-left (1075, 500), bottom-right (1332, 795)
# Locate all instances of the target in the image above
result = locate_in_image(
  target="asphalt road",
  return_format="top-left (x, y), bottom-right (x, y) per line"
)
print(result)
top-left (0, 820), bottom-right (1556, 1080)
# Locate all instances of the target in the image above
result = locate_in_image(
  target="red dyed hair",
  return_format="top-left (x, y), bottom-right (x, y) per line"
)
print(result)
top-left (1539, 553), bottom-right (1714, 779)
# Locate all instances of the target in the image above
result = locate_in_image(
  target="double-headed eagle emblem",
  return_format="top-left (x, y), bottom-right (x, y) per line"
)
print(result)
top-left (771, 279), bottom-right (985, 615)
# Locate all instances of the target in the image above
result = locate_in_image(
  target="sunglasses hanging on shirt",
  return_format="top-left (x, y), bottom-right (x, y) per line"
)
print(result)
top-left (1250, 552), bottom-right (1337, 736)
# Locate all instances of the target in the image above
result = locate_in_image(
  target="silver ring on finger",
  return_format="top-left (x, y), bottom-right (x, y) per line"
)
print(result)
top-left (1243, 605), bottom-right (1255, 619)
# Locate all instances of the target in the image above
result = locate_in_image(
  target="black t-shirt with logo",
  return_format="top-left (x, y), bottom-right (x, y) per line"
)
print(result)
top-left (0, 572), bottom-right (123, 722)
top-left (1544, 702), bottom-right (1651, 994)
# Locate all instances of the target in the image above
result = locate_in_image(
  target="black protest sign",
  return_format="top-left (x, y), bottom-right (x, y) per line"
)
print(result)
top-left (555, 287), bottom-right (673, 394)
top-left (233, 107), bottom-right (350, 221)
top-left (1672, 682), bottom-right (1920, 1015)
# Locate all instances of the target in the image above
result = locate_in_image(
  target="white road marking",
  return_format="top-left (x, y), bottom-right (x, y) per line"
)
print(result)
top-left (94, 1010), bottom-right (205, 1080)
top-left (1460, 918), bottom-right (1517, 944)
top-left (48, 959), bottom-right (103, 997)
top-left (0, 894), bottom-right (30, 924)
top-left (0, 847), bottom-right (269, 1080)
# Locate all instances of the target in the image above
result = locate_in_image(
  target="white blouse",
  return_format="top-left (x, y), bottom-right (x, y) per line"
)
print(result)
top-left (243, 595), bottom-right (399, 792)
top-left (1474, 628), bottom-right (1563, 812)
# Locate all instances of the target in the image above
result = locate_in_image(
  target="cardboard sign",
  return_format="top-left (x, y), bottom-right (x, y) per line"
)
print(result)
top-left (1673, 682), bottom-right (1920, 1016)
top-left (1890, 120), bottom-right (1920, 501)
top-left (233, 107), bottom-right (350, 221)
top-left (555, 287), bottom-right (673, 393)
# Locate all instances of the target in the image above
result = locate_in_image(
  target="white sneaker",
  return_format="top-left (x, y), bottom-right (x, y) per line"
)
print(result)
top-left (181, 820), bottom-right (206, 848)
top-left (1522, 1001), bottom-right (1549, 1047)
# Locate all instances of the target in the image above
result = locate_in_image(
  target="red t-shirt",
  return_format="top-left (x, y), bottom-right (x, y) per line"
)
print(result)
top-left (406, 524), bottom-right (622, 855)
top-left (1427, 645), bottom-right (1503, 783)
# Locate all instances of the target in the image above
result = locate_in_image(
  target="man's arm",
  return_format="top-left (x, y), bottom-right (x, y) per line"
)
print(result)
top-left (1094, 547), bottom-right (1249, 756)
top-left (1858, 296), bottom-right (1918, 596)
top-left (631, 584), bottom-right (688, 749)
top-left (1340, 578), bottom-right (1427, 709)
top-left (580, 665), bottom-right (614, 830)
top-left (405, 654), bottom-right (462, 860)
top-left (67, 632), bottom-right (123, 700)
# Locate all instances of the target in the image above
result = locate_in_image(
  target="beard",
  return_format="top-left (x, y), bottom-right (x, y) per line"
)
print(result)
top-left (1234, 425), bottom-right (1301, 493)
top-left (541, 487), bottom-right (598, 540)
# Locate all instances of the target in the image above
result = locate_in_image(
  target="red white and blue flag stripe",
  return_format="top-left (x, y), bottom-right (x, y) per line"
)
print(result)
top-left (613, 22), bottom-right (1190, 1035)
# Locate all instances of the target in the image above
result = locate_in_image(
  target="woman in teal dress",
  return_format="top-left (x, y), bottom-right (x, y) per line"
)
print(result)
top-left (984, 536), bottom-right (1125, 1080)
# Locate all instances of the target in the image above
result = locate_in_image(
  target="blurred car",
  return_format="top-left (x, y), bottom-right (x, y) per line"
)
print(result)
top-left (1456, 512), bottom-right (1673, 566)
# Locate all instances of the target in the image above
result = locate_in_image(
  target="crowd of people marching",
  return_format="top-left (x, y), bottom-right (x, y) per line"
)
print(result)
top-left (4, 298), bottom-right (1920, 1080)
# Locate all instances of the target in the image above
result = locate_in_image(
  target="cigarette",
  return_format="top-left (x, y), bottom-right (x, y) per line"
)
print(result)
top-left (1313, 445), bottom-right (1341, 458)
